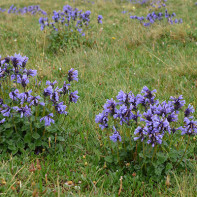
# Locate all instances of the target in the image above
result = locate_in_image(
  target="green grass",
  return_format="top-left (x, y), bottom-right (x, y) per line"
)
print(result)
top-left (0, 0), bottom-right (197, 196)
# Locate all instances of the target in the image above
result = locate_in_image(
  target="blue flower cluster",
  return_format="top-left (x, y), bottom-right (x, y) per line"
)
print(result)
top-left (6, 5), bottom-right (47, 15)
top-left (39, 5), bottom-right (102, 36)
top-left (0, 54), bottom-right (79, 127)
top-left (130, 8), bottom-right (182, 26)
top-left (150, 0), bottom-right (167, 8)
top-left (0, 8), bottom-right (6, 13)
top-left (95, 87), bottom-right (196, 146)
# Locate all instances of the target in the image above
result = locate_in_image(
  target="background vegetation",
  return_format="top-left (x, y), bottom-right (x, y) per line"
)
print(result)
top-left (0, 0), bottom-right (196, 196)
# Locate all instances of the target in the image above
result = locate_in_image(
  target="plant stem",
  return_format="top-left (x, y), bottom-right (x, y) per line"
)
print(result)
top-left (152, 144), bottom-right (157, 162)
top-left (174, 136), bottom-right (190, 168)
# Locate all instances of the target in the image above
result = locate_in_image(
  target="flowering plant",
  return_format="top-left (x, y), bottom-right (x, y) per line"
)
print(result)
top-left (96, 87), bottom-right (196, 178)
top-left (39, 5), bottom-right (102, 52)
top-left (0, 54), bottom-right (79, 154)
top-left (7, 5), bottom-right (47, 15)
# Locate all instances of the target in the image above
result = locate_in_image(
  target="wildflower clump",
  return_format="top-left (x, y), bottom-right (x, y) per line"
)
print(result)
top-left (95, 87), bottom-right (196, 178)
top-left (130, 9), bottom-right (182, 26)
top-left (0, 54), bottom-right (79, 154)
top-left (7, 5), bottom-right (47, 15)
top-left (39, 5), bottom-right (102, 52)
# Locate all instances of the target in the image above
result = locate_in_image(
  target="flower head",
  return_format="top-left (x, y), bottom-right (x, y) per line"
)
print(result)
top-left (69, 91), bottom-right (79, 103)
top-left (68, 68), bottom-right (78, 82)
top-left (40, 113), bottom-right (55, 126)
top-left (95, 112), bottom-right (108, 130)
top-left (110, 126), bottom-right (121, 142)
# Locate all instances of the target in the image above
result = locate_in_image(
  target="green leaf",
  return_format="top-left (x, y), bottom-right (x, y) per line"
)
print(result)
top-left (165, 163), bottom-right (173, 174)
top-left (156, 152), bottom-right (168, 164)
top-left (105, 156), bottom-right (113, 163)
top-left (154, 165), bottom-right (164, 176)
top-left (56, 136), bottom-right (65, 142)
top-left (32, 132), bottom-right (40, 140)
top-left (24, 133), bottom-right (31, 143)
top-left (4, 123), bottom-right (12, 129)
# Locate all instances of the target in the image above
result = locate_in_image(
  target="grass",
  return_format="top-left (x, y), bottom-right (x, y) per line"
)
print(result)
top-left (0, 0), bottom-right (197, 196)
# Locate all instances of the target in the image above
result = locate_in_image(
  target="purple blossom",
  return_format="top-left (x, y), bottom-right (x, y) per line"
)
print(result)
top-left (69, 91), bottom-right (79, 103)
top-left (152, 116), bottom-right (171, 134)
top-left (95, 112), bottom-right (108, 130)
top-left (1, 104), bottom-right (11, 117)
top-left (43, 85), bottom-right (53, 97)
top-left (40, 113), bottom-right (55, 126)
top-left (24, 69), bottom-right (37, 77)
top-left (98, 15), bottom-right (103, 24)
top-left (113, 104), bottom-right (131, 125)
top-left (134, 126), bottom-right (147, 142)
top-left (0, 98), bottom-right (3, 105)
top-left (116, 90), bottom-right (133, 105)
top-left (55, 102), bottom-right (67, 114)
top-left (141, 86), bottom-right (156, 103)
top-left (0, 118), bottom-right (5, 124)
top-left (184, 104), bottom-right (195, 117)
top-left (19, 90), bottom-right (32, 104)
top-left (27, 95), bottom-right (45, 106)
top-left (147, 130), bottom-right (163, 147)
top-left (50, 90), bottom-right (59, 103)
top-left (9, 89), bottom-right (19, 101)
top-left (17, 74), bottom-right (29, 88)
top-left (59, 81), bottom-right (70, 95)
top-left (68, 68), bottom-right (78, 82)
top-left (170, 95), bottom-right (185, 111)
top-left (13, 105), bottom-right (31, 118)
top-left (46, 80), bottom-right (57, 88)
top-left (103, 98), bottom-right (117, 115)
top-left (110, 126), bottom-right (121, 142)
top-left (179, 117), bottom-right (197, 136)
top-left (167, 111), bottom-right (178, 122)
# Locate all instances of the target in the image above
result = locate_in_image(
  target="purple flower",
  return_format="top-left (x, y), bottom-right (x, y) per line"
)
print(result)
top-left (46, 80), bottom-right (57, 88)
top-left (134, 126), bottom-right (147, 142)
top-left (98, 15), bottom-right (103, 24)
top-left (9, 89), bottom-right (19, 101)
top-left (153, 116), bottom-right (171, 134)
top-left (116, 90), bottom-right (133, 105)
top-left (141, 86), bottom-right (156, 102)
top-left (103, 98), bottom-right (117, 115)
top-left (167, 111), bottom-right (178, 122)
top-left (43, 85), bottom-right (53, 97)
top-left (0, 118), bottom-right (5, 124)
top-left (19, 90), bottom-right (32, 104)
top-left (50, 89), bottom-right (59, 103)
top-left (27, 95), bottom-right (45, 106)
top-left (69, 91), bottom-right (79, 103)
top-left (55, 102), bottom-right (67, 114)
top-left (170, 95), bottom-right (185, 111)
top-left (147, 130), bottom-right (163, 147)
top-left (184, 104), bottom-right (195, 117)
top-left (1, 104), bottom-right (11, 117)
top-left (13, 105), bottom-right (31, 118)
top-left (68, 68), bottom-right (78, 82)
top-left (110, 126), bottom-right (121, 142)
top-left (130, 110), bottom-right (141, 123)
top-left (113, 104), bottom-right (130, 125)
top-left (59, 81), bottom-right (70, 95)
top-left (10, 53), bottom-right (28, 68)
top-left (179, 117), bottom-right (197, 135)
top-left (17, 74), bottom-right (29, 88)
top-left (0, 98), bottom-right (3, 105)
top-left (40, 113), bottom-right (55, 126)
top-left (95, 112), bottom-right (108, 130)
top-left (24, 69), bottom-right (37, 77)
top-left (155, 101), bottom-right (174, 116)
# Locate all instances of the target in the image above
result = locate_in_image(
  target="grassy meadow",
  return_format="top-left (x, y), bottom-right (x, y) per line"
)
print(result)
top-left (0, 0), bottom-right (197, 196)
